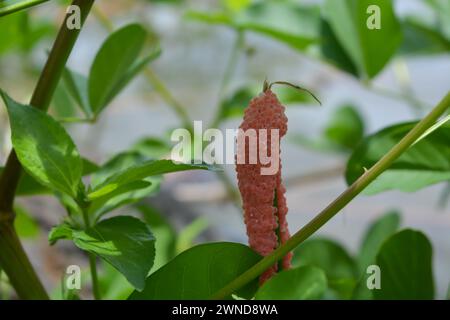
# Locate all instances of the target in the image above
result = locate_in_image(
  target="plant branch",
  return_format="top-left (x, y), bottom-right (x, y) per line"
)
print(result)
top-left (0, 0), bottom-right (94, 300)
top-left (0, 0), bottom-right (49, 17)
top-left (211, 90), bottom-right (450, 299)
top-left (88, 253), bottom-right (101, 300)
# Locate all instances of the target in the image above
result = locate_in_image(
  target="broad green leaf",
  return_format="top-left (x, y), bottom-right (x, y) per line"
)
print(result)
top-left (320, 19), bottom-right (358, 76)
top-left (128, 242), bottom-right (261, 300)
top-left (50, 216), bottom-right (155, 291)
top-left (0, 158), bottom-right (97, 197)
top-left (14, 206), bottom-right (39, 238)
top-left (346, 121), bottom-right (450, 194)
top-left (324, 104), bottom-right (365, 151)
top-left (255, 266), bottom-right (327, 300)
top-left (1, 91), bottom-right (82, 197)
top-left (137, 204), bottom-right (177, 271)
top-left (293, 238), bottom-right (357, 280)
top-left (89, 159), bottom-right (218, 197)
top-left (292, 238), bottom-right (357, 299)
top-left (324, 0), bottom-right (402, 78)
top-left (357, 211), bottom-right (401, 274)
top-left (374, 229), bottom-right (434, 299)
top-left (88, 24), bottom-right (153, 115)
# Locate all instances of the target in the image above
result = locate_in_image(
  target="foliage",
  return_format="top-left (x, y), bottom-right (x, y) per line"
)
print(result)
top-left (0, 0), bottom-right (448, 301)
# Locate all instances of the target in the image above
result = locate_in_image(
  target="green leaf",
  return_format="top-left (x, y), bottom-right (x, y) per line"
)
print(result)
top-left (89, 159), bottom-right (218, 198)
top-left (292, 238), bottom-right (358, 299)
top-left (1, 158), bottom-right (97, 197)
top-left (187, 2), bottom-right (319, 51)
top-left (14, 206), bottom-right (39, 238)
top-left (106, 47), bottom-right (161, 105)
top-left (324, 104), bottom-right (365, 150)
top-left (324, 0), bottom-right (402, 78)
top-left (50, 216), bottom-right (156, 291)
top-left (92, 179), bottom-right (161, 221)
top-left (51, 81), bottom-right (78, 119)
top-left (352, 211), bottom-right (401, 299)
top-left (90, 151), bottom-right (146, 190)
top-left (88, 24), bottom-right (155, 115)
top-left (61, 67), bottom-right (91, 117)
top-left (48, 223), bottom-right (73, 244)
top-left (255, 266), bottom-right (327, 300)
top-left (374, 229), bottom-right (434, 299)
top-left (137, 204), bottom-right (176, 271)
top-left (88, 151), bottom-right (162, 220)
top-left (128, 242), bottom-right (261, 300)
top-left (235, 2), bottom-right (319, 51)
top-left (357, 211), bottom-right (401, 274)
top-left (400, 19), bottom-right (450, 55)
top-left (293, 238), bottom-right (357, 280)
top-left (1, 91), bottom-right (82, 197)
top-left (131, 137), bottom-right (172, 159)
top-left (320, 19), bottom-right (358, 76)
top-left (346, 121), bottom-right (450, 194)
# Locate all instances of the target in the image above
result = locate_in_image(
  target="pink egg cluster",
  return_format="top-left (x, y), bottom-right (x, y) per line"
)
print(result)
top-left (236, 89), bottom-right (292, 284)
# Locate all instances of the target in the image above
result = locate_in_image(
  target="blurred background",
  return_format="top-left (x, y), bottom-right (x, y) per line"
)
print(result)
top-left (0, 0), bottom-right (449, 299)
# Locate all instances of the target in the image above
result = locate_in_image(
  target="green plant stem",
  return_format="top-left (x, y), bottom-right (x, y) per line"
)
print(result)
top-left (0, 0), bottom-right (49, 17)
top-left (91, 5), bottom-right (193, 132)
top-left (78, 196), bottom-right (101, 300)
top-left (88, 253), bottom-right (101, 300)
top-left (0, 0), bottom-right (94, 300)
top-left (0, 222), bottom-right (48, 299)
top-left (211, 91), bottom-right (450, 300)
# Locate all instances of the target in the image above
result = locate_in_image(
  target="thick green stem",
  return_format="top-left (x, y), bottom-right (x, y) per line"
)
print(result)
top-left (0, 222), bottom-right (48, 299)
top-left (0, 0), bottom-right (94, 300)
top-left (211, 91), bottom-right (450, 299)
top-left (0, 0), bottom-right (49, 17)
